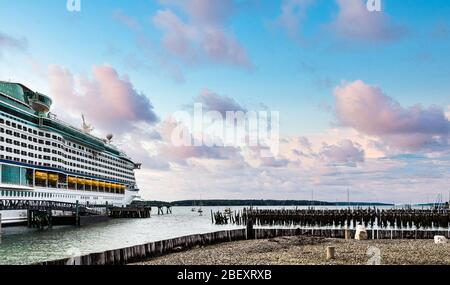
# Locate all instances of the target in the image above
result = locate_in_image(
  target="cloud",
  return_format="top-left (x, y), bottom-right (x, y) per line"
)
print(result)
top-left (275, 0), bottom-right (316, 41)
top-left (195, 89), bottom-right (246, 115)
top-left (430, 21), bottom-right (450, 39)
top-left (155, 118), bottom-right (242, 166)
top-left (319, 139), bottom-right (365, 166)
top-left (334, 80), bottom-right (450, 150)
top-left (112, 10), bottom-right (141, 31)
top-left (152, 0), bottom-right (252, 68)
top-left (0, 31), bottom-right (27, 57)
top-left (330, 0), bottom-right (407, 43)
top-left (48, 64), bottom-right (159, 134)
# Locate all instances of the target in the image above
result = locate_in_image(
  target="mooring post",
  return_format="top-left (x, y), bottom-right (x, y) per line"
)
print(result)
top-left (326, 246), bottom-right (335, 260)
top-left (48, 209), bottom-right (53, 228)
top-left (0, 213), bottom-right (2, 242)
top-left (75, 200), bottom-right (80, 226)
top-left (345, 229), bottom-right (351, 240)
top-left (246, 219), bottom-right (254, 240)
top-left (27, 210), bottom-right (31, 228)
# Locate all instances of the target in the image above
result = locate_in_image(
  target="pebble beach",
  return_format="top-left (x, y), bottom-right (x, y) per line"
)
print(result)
top-left (133, 236), bottom-right (450, 265)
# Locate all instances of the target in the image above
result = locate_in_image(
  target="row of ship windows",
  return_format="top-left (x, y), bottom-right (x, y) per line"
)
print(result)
top-left (0, 155), bottom-right (132, 184)
top-left (0, 144), bottom-right (134, 181)
top-left (0, 190), bottom-right (123, 201)
top-left (0, 126), bottom-right (134, 176)
top-left (0, 127), bottom-right (135, 178)
top-left (0, 116), bottom-right (134, 172)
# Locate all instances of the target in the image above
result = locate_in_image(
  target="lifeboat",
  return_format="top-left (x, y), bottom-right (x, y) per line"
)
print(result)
top-left (35, 171), bottom-right (48, 180)
top-left (98, 181), bottom-right (106, 188)
top-left (92, 180), bottom-right (99, 187)
top-left (85, 180), bottom-right (93, 186)
top-left (76, 178), bottom-right (85, 185)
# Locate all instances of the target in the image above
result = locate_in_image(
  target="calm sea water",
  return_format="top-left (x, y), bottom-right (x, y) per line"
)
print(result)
top-left (0, 205), bottom-right (410, 265)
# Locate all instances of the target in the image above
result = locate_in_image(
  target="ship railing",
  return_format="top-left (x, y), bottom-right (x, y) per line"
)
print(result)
top-left (47, 114), bottom-right (130, 156)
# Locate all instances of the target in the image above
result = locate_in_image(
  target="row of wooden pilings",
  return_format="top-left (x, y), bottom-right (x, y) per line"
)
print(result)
top-left (213, 208), bottom-right (450, 229)
top-left (37, 221), bottom-right (450, 265)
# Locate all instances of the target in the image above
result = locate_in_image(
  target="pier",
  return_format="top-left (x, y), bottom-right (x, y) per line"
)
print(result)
top-left (0, 199), bottom-right (169, 228)
top-left (213, 208), bottom-right (450, 229)
top-left (108, 206), bottom-right (151, 218)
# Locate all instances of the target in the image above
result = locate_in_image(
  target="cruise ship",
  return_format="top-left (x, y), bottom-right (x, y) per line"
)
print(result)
top-left (0, 81), bottom-right (142, 224)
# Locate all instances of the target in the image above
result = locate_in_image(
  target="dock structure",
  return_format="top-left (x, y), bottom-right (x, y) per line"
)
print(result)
top-left (213, 208), bottom-right (450, 229)
top-left (156, 205), bottom-right (172, 215)
top-left (129, 201), bottom-right (173, 216)
top-left (0, 199), bottom-right (162, 228)
top-left (108, 206), bottom-right (151, 219)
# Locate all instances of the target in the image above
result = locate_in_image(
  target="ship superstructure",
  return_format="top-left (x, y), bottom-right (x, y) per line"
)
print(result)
top-left (0, 81), bottom-right (141, 224)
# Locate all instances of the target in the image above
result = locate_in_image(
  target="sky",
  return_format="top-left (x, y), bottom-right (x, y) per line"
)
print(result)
top-left (0, 0), bottom-right (449, 203)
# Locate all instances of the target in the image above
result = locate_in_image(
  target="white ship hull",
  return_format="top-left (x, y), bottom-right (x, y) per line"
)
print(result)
top-left (0, 184), bottom-right (140, 225)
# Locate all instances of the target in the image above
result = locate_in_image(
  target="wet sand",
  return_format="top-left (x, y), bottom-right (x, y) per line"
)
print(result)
top-left (133, 236), bottom-right (450, 265)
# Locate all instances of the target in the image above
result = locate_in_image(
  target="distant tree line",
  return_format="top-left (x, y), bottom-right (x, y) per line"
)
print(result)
top-left (137, 200), bottom-right (393, 207)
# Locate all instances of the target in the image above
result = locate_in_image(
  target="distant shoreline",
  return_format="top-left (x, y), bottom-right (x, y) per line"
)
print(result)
top-left (140, 200), bottom-right (394, 207)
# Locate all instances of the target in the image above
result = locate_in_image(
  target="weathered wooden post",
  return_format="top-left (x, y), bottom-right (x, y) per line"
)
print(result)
top-left (345, 229), bottom-right (351, 240)
top-left (326, 246), bottom-right (335, 260)
top-left (75, 200), bottom-right (80, 226)
top-left (48, 209), bottom-right (53, 228)
top-left (27, 210), bottom-right (31, 228)
top-left (246, 219), bottom-right (254, 240)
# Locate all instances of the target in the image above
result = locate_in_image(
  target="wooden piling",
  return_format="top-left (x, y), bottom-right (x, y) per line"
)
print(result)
top-left (326, 246), bottom-right (335, 260)
top-left (246, 219), bottom-right (254, 239)
top-left (75, 200), bottom-right (80, 226)
top-left (345, 229), bottom-right (351, 240)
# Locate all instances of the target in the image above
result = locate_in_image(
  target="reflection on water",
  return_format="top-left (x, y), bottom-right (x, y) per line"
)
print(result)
top-left (0, 205), bottom-right (398, 265)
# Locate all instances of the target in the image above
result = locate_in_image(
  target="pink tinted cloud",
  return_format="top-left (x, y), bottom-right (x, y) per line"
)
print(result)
top-left (319, 139), bottom-right (365, 166)
top-left (156, 118), bottom-right (242, 166)
top-left (330, 0), bottom-right (407, 43)
top-left (153, 0), bottom-right (252, 67)
top-left (334, 80), bottom-right (450, 150)
top-left (48, 65), bottom-right (158, 134)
